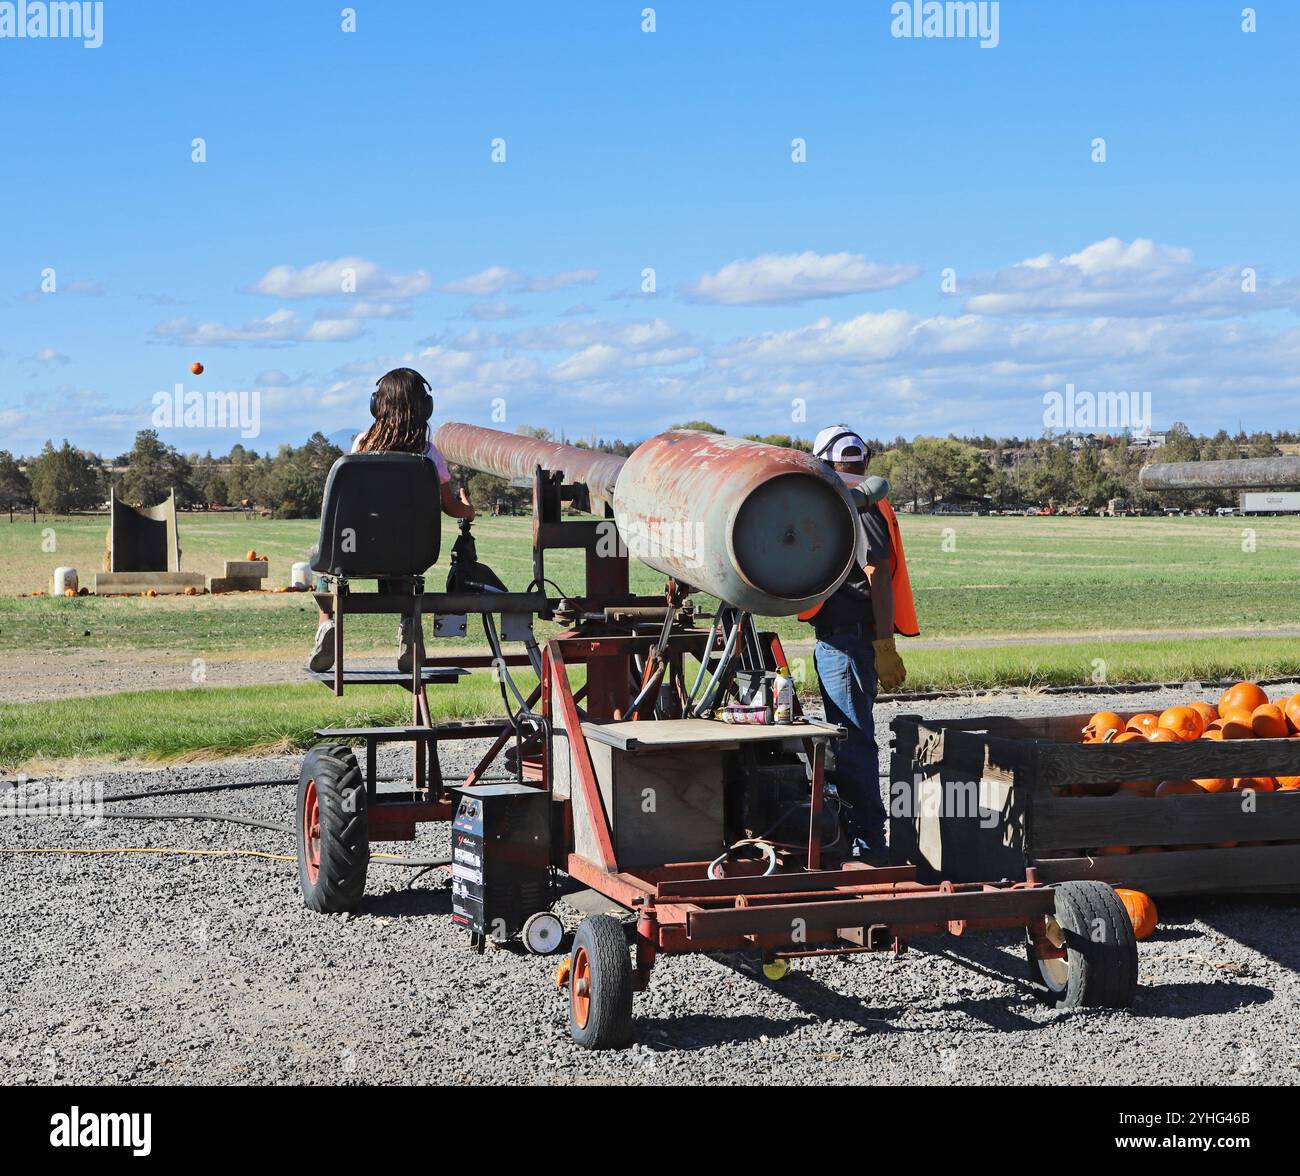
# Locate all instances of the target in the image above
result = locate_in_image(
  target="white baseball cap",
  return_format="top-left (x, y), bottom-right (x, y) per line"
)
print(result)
top-left (812, 424), bottom-right (868, 462)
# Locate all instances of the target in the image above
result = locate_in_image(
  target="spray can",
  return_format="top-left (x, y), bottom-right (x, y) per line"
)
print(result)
top-left (773, 670), bottom-right (794, 724)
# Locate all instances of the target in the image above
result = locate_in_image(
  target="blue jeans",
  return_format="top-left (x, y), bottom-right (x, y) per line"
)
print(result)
top-left (813, 633), bottom-right (885, 852)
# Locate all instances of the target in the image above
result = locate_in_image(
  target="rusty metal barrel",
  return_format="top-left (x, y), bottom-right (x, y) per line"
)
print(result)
top-left (433, 423), bottom-right (859, 615)
top-left (1140, 456), bottom-right (1300, 491)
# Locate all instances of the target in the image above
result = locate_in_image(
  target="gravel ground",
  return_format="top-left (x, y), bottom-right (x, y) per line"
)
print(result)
top-left (3, 682), bottom-right (1300, 1086)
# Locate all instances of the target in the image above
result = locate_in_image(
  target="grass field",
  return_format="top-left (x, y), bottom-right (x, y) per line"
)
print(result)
top-left (5, 511), bottom-right (1300, 650)
top-left (4, 511), bottom-right (1300, 766)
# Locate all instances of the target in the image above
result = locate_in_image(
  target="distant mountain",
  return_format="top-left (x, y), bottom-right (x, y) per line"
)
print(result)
top-left (326, 427), bottom-right (363, 453)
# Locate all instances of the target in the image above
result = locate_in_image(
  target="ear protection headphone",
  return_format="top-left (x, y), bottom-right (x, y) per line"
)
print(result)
top-left (370, 372), bottom-right (433, 423)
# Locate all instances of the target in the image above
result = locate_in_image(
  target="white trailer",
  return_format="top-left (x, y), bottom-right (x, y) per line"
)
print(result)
top-left (1240, 491), bottom-right (1300, 515)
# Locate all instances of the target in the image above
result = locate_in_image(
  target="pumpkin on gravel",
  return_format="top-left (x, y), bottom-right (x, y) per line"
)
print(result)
top-left (1251, 703), bottom-right (1289, 739)
top-left (1115, 888), bottom-right (1158, 940)
top-left (1082, 711), bottom-right (1125, 743)
top-left (1219, 681), bottom-right (1269, 717)
top-left (1127, 713), bottom-right (1160, 736)
top-left (1158, 706), bottom-right (1205, 740)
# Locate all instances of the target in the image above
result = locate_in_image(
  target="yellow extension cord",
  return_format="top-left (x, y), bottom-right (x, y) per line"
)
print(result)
top-left (0, 846), bottom-right (429, 864)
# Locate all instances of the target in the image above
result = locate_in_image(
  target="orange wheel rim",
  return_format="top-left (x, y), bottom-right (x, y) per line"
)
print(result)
top-left (571, 946), bottom-right (591, 1030)
top-left (303, 779), bottom-right (321, 884)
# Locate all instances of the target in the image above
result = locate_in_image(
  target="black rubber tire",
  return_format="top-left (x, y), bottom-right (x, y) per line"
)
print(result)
top-left (1027, 880), bottom-right (1138, 1009)
top-left (567, 915), bottom-right (634, 1050)
top-left (296, 744), bottom-right (368, 914)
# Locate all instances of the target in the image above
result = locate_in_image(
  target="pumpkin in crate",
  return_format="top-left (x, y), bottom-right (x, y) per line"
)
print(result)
top-left (1158, 706), bottom-right (1205, 740)
top-left (1115, 888), bottom-right (1158, 940)
top-left (1276, 776), bottom-right (1300, 791)
top-left (1082, 711), bottom-right (1125, 743)
top-left (1155, 778), bottom-right (1205, 797)
top-left (1147, 729), bottom-right (1180, 743)
top-left (1219, 717), bottom-right (1255, 740)
top-left (1113, 730), bottom-right (1146, 743)
top-left (1220, 681), bottom-right (1268, 717)
top-left (1283, 695), bottom-right (1300, 733)
top-left (1127, 713), bottom-right (1160, 736)
top-left (1114, 778), bottom-right (1158, 797)
top-left (1251, 704), bottom-right (1289, 739)
top-left (1189, 701), bottom-right (1219, 729)
top-left (1232, 776), bottom-right (1277, 792)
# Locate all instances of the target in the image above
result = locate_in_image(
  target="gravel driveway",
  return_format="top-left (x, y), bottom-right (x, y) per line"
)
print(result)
top-left (3, 683), bottom-right (1298, 1086)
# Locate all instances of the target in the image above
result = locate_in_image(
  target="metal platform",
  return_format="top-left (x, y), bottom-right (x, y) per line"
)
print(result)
top-left (303, 666), bottom-right (467, 687)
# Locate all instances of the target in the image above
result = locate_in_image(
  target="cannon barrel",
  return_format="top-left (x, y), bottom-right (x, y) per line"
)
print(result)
top-left (1139, 456), bottom-right (1300, 491)
top-left (433, 423), bottom-right (859, 616)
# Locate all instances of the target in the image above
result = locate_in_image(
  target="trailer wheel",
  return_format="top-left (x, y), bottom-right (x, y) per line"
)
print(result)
top-left (566, 916), bottom-right (633, 1049)
top-left (522, 911), bottom-right (565, 956)
top-left (1027, 881), bottom-right (1138, 1009)
top-left (296, 745), bottom-right (368, 914)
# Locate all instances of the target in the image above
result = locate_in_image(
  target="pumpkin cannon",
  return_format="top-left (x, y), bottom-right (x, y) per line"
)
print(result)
top-left (295, 426), bottom-right (1138, 1049)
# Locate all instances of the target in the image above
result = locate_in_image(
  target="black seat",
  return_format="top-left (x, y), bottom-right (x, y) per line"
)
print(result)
top-left (311, 453), bottom-right (441, 578)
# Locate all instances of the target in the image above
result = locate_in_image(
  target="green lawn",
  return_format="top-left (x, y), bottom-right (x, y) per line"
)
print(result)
top-left (5, 511), bottom-right (1300, 766)
top-left (4, 512), bottom-right (1300, 655)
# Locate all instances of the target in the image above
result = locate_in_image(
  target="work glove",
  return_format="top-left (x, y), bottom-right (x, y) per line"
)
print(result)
top-left (873, 636), bottom-right (907, 693)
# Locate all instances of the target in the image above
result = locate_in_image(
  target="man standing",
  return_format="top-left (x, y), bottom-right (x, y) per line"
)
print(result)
top-left (802, 425), bottom-right (918, 862)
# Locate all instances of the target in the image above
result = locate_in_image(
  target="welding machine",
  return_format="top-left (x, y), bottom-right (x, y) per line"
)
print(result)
top-left (450, 783), bottom-right (554, 950)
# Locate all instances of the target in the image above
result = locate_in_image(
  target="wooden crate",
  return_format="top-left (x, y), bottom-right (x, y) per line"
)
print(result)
top-left (889, 711), bottom-right (1300, 896)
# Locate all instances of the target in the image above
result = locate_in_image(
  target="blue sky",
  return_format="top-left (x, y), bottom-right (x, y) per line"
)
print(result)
top-left (2, 0), bottom-right (1298, 457)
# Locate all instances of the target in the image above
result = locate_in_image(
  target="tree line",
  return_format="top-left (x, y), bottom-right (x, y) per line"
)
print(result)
top-left (0, 422), bottom-right (1287, 517)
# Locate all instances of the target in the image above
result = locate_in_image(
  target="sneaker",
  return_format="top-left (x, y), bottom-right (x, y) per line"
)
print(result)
top-left (849, 838), bottom-right (890, 868)
top-left (308, 620), bottom-right (335, 673)
top-left (397, 618), bottom-right (419, 673)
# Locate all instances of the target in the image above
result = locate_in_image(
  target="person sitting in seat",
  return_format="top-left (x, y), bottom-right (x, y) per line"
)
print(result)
top-left (308, 367), bottom-right (474, 672)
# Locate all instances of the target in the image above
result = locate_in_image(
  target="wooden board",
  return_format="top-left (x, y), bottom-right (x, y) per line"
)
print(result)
top-left (222, 559), bottom-right (269, 579)
top-left (93, 571), bottom-right (205, 596)
top-left (1035, 845), bottom-right (1300, 896)
top-left (209, 575), bottom-right (267, 594)
top-left (582, 717), bottom-right (840, 751)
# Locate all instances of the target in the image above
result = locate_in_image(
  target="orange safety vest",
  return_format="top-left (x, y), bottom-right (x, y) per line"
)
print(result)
top-left (799, 498), bottom-right (918, 636)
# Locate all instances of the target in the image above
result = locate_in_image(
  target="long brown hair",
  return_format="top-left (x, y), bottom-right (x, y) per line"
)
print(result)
top-left (355, 368), bottom-right (432, 455)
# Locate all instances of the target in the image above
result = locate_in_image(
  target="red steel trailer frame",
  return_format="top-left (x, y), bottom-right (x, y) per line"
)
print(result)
top-left (298, 465), bottom-right (1136, 1048)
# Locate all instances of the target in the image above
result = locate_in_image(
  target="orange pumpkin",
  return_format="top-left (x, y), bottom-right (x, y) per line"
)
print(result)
top-left (1232, 776), bottom-right (1277, 792)
top-left (1155, 778), bottom-right (1206, 797)
top-left (1159, 706), bottom-right (1205, 741)
top-left (1219, 681), bottom-right (1269, 717)
top-left (1277, 776), bottom-right (1300, 791)
top-left (1082, 710), bottom-right (1125, 743)
top-left (1194, 773), bottom-right (1233, 793)
top-left (1115, 779), bottom-right (1158, 797)
top-left (1127, 713), bottom-right (1159, 736)
top-left (1115, 888), bottom-right (1158, 940)
top-left (246, 549), bottom-right (258, 561)
top-left (191, 361), bottom-right (204, 375)
top-left (1219, 718), bottom-right (1255, 740)
top-left (1189, 701), bottom-right (1219, 728)
top-left (1283, 694), bottom-right (1300, 733)
top-left (1113, 731), bottom-right (1147, 743)
top-left (1251, 703), bottom-right (1289, 739)
top-left (1146, 729), bottom-right (1180, 743)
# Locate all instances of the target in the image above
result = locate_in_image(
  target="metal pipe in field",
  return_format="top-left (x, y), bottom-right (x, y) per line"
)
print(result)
top-left (1140, 456), bottom-right (1300, 490)
top-left (432, 423), bottom-right (859, 616)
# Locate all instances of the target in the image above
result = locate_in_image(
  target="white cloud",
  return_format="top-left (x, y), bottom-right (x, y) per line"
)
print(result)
top-left (548, 344), bottom-right (622, 382)
top-left (252, 257), bottom-right (430, 300)
top-left (30, 347), bottom-right (71, 366)
top-left (962, 237), bottom-right (1300, 318)
top-left (683, 251), bottom-right (919, 305)
top-left (466, 301), bottom-right (521, 321)
top-left (152, 308), bottom-right (363, 346)
top-left (441, 266), bottom-right (599, 296)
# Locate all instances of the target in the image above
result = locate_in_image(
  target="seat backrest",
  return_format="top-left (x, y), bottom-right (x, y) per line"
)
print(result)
top-left (312, 453), bottom-right (441, 578)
